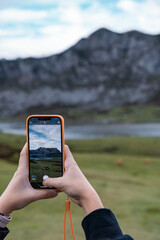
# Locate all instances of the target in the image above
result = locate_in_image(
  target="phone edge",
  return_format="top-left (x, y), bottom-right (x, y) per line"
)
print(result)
top-left (26, 114), bottom-right (65, 191)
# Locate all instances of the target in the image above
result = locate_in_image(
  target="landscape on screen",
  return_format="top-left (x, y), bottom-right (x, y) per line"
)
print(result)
top-left (29, 124), bottom-right (62, 182)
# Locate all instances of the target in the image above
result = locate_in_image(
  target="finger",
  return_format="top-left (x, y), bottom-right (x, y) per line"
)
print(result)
top-left (18, 143), bottom-right (28, 170)
top-left (64, 145), bottom-right (77, 168)
top-left (65, 145), bottom-right (73, 160)
top-left (33, 189), bottom-right (58, 201)
top-left (43, 177), bottom-right (63, 189)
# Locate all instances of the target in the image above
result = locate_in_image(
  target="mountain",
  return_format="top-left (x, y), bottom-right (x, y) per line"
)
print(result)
top-left (30, 147), bottom-right (61, 158)
top-left (0, 28), bottom-right (160, 117)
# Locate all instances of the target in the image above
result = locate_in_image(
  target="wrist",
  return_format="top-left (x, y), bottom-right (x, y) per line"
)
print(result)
top-left (80, 188), bottom-right (104, 215)
top-left (0, 198), bottom-right (13, 217)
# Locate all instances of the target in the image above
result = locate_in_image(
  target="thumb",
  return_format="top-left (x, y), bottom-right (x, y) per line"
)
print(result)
top-left (33, 189), bottom-right (58, 201)
top-left (43, 177), bottom-right (64, 189)
top-left (18, 143), bottom-right (28, 170)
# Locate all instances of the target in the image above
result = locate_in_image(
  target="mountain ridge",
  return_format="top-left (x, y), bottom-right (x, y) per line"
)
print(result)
top-left (0, 28), bottom-right (160, 117)
top-left (30, 147), bottom-right (61, 158)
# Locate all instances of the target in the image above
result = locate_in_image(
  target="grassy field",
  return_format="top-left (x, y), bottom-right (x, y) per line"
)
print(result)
top-left (30, 157), bottom-right (62, 182)
top-left (0, 133), bottom-right (160, 240)
top-left (1, 104), bottom-right (160, 124)
top-left (94, 104), bottom-right (160, 123)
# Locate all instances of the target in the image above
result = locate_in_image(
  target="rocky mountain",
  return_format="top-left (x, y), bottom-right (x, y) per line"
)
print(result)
top-left (0, 28), bottom-right (160, 117)
top-left (30, 147), bottom-right (61, 158)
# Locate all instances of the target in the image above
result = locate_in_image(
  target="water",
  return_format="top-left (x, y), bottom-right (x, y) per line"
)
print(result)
top-left (0, 122), bottom-right (160, 139)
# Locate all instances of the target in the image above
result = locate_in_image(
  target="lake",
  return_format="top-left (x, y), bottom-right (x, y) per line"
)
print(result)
top-left (0, 122), bottom-right (160, 139)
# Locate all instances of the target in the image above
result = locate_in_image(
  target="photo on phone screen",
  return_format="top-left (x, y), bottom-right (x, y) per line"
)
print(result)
top-left (28, 117), bottom-right (63, 189)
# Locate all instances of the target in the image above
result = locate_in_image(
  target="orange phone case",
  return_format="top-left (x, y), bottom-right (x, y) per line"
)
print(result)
top-left (26, 114), bottom-right (65, 191)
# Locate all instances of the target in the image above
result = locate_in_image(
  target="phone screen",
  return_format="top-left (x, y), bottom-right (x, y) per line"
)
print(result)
top-left (28, 116), bottom-right (63, 189)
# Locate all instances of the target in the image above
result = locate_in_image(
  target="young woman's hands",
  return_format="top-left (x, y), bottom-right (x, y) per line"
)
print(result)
top-left (0, 144), bottom-right (57, 216)
top-left (43, 145), bottom-right (103, 215)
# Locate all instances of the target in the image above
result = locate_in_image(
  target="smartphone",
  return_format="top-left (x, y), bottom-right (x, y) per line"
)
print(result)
top-left (26, 115), bottom-right (65, 189)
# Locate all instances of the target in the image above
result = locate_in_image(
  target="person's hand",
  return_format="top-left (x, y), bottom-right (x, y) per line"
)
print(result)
top-left (43, 145), bottom-right (103, 215)
top-left (0, 144), bottom-right (57, 216)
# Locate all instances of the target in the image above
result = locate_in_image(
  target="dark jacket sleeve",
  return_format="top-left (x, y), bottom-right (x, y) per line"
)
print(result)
top-left (0, 227), bottom-right (9, 240)
top-left (82, 209), bottom-right (134, 240)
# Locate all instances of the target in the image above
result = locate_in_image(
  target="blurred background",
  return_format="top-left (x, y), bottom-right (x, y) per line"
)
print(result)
top-left (0, 0), bottom-right (160, 239)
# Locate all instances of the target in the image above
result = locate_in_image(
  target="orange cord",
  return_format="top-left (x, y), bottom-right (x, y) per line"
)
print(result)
top-left (64, 196), bottom-right (76, 240)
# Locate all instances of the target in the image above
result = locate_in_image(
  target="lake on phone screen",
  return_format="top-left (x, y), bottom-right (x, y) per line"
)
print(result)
top-left (1, 122), bottom-right (160, 139)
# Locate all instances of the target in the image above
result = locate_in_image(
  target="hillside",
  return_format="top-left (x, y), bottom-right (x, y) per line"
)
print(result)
top-left (0, 28), bottom-right (160, 117)
top-left (30, 147), bottom-right (61, 157)
top-left (0, 132), bottom-right (160, 239)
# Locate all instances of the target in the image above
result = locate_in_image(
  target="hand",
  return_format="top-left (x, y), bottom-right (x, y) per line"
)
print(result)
top-left (43, 145), bottom-right (103, 215)
top-left (0, 144), bottom-right (57, 216)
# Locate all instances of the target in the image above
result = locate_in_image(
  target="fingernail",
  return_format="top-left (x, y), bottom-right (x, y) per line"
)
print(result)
top-left (43, 175), bottom-right (49, 181)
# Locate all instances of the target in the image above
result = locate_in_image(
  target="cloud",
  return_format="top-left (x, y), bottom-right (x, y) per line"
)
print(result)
top-left (116, 0), bottom-right (160, 33)
top-left (0, 29), bottom-right (85, 59)
top-left (0, 8), bottom-right (47, 23)
top-left (117, 0), bottom-right (136, 11)
top-left (0, 0), bottom-right (159, 59)
top-left (29, 125), bottom-right (61, 150)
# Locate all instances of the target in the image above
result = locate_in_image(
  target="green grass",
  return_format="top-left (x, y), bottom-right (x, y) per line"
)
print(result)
top-left (67, 137), bottom-right (160, 157)
top-left (0, 133), bottom-right (160, 239)
top-left (51, 104), bottom-right (160, 123)
top-left (30, 158), bottom-right (62, 182)
top-left (1, 132), bottom-right (160, 162)
top-left (50, 104), bottom-right (160, 123)
top-left (1, 104), bottom-right (160, 124)
top-left (89, 104), bottom-right (160, 123)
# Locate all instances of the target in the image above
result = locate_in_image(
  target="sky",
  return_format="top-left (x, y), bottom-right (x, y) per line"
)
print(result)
top-left (0, 0), bottom-right (159, 59)
top-left (29, 125), bottom-right (61, 151)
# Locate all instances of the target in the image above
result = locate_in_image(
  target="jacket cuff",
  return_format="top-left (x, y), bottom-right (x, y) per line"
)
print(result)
top-left (82, 208), bottom-right (123, 240)
top-left (0, 227), bottom-right (9, 240)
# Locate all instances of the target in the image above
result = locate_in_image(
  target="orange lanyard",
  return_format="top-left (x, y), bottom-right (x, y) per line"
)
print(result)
top-left (64, 197), bottom-right (76, 240)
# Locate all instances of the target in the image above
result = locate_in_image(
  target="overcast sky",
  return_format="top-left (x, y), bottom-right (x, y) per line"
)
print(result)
top-left (0, 0), bottom-right (159, 59)
top-left (29, 125), bottom-right (61, 151)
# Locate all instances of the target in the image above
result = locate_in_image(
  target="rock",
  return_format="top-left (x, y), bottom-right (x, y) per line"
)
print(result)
top-left (0, 28), bottom-right (160, 117)
top-left (30, 147), bottom-right (61, 158)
